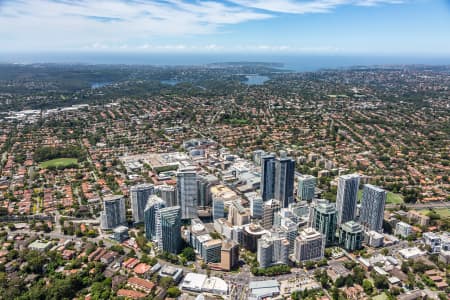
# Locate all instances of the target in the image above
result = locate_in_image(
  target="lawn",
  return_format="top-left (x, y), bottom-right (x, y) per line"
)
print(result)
top-left (358, 190), bottom-right (404, 204)
top-left (373, 293), bottom-right (388, 300)
top-left (39, 158), bottom-right (78, 169)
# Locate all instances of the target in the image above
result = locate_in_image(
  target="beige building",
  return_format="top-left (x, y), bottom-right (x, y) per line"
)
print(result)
top-left (220, 240), bottom-right (239, 271)
top-left (228, 201), bottom-right (250, 226)
top-left (407, 210), bottom-right (430, 226)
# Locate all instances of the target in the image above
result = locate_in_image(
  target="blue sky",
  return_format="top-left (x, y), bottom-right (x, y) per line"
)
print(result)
top-left (0, 0), bottom-right (449, 55)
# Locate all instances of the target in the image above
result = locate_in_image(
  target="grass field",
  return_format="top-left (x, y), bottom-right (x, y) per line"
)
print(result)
top-left (358, 190), bottom-right (404, 204)
top-left (39, 158), bottom-right (78, 169)
top-left (373, 293), bottom-right (388, 300)
top-left (419, 208), bottom-right (450, 219)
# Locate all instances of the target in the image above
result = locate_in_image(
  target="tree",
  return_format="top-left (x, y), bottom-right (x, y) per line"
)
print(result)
top-left (167, 287), bottom-right (181, 298)
top-left (159, 277), bottom-right (174, 289)
top-left (181, 247), bottom-right (196, 261)
top-left (374, 275), bottom-right (389, 290)
top-left (304, 260), bottom-right (316, 270)
top-left (362, 279), bottom-right (373, 295)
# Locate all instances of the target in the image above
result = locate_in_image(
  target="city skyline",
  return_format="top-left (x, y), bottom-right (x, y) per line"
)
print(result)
top-left (0, 0), bottom-right (450, 55)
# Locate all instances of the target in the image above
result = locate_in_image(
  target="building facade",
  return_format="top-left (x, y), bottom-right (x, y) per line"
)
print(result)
top-left (336, 174), bottom-right (360, 226)
top-left (261, 154), bottom-right (276, 201)
top-left (311, 200), bottom-right (337, 246)
top-left (274, 154), bottom-right (296, 208)
top-left (177, 167), bottom-right (198, 219)
top-left (101, 195), bottom-right (126, 230)
top-left (257, 232), bottom-right (290, 268)
top-left (158, 206), bottom-right (182, 254)
top-left (130, 183), bottom-right (155, 224)
top-left (338, 221), bottom-right (363, 251)
top-left (144, 195), bottom-right (166, 241)
top-left (157, 185), bottom-right (177, 207)
top-left (220, 240), bottom-right (239, 271)
top-left (212, 197), bottom-right (225, 220)
top-left (360, 184), bottom-right (386, 233)
top-left (262, 199), bottom-right (281, 229)
top-left (395, 221), bottom-right (412, 238)
top-left (294, 228), bottom-right (325, 262)
top-left (249, 195), bottom-right (263, 219)
top-left (297, 175), bottom-right (316, 201)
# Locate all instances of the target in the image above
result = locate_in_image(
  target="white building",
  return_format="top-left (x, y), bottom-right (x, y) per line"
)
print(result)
top-left (257, 231), bottom-right (289, 268)
top-left (366, 230), bottom-right (384, 248)
top-left (249, 280), bottom-right (280, 300)
top-left (297, 174), bottom-right (316, 201)
top-left (399, 247), bottom-right (426, 259)
top-left (180, 273), bottom-right (228, 296)
top-left (249, 195), bottom-right (263, 219)
top-left (293, 228), bottom-right (325, 262)
top-left (395, 221), bottom-right (412, 238)
top-left (423, 232), bottom-right (441, 253)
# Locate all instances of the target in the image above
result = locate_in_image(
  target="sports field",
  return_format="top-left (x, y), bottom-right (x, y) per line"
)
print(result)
top-left (358, 190), bottom-right (404, 204)
top-left (39, 158), bottom-right (78, 169)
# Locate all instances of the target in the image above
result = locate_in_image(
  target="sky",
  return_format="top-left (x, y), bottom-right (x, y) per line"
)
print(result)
top-left (0, 0), bottom-right (450, 55)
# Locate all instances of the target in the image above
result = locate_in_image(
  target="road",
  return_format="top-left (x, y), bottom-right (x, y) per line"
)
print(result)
top-left (385, 202), bottom-right (450, 209)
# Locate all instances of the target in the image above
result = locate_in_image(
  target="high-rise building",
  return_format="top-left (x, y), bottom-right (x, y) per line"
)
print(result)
top-left (338, 221), bottom-right (363, 251)
top-left (201, 239), bottom-right (222, 263)
top-left (261, 154), bottom-right (276, 201)
top-left (228, 201), bottom-right (250, 226)
top-left (212, 197), bottom-right (224, 220)
top-left (249, 195), bottom-right (263, 219)
top-left (279, 218), bottom-right (298, 254)
top-left (157, 185), bottom-right (177, 207)
top-left (293, 228), bottom-right (325, 262)
top-left (297, 175), bottom-right (316, 201)
top-left (253, 150), bottom-right (266, 166)
top-left (130, 183), bottom-right (154, 224)
top-left (243, 223), bottom-right (267, 252)
top-left (177, 167), bottom-right (198, 219)
top-left (257, 232), bottom-right (290, 268)
top-left (197, 175), bottom-right (218, 208)
top-left (101, 195), bottom-right (126, 230)
top-left (262, 199), bottom-right (281, 229)
top-left (274, 154), bottom-right (296, 208)
top-left (144, 195), bottom-right (166, 241)
top-left (158, 206), bottom-right (182, 254)
top-left (220, 240), bottom-right (239, 271)
top-left (336, 174), bottom-right (360, 226)
top-left (360, 184), bottom-right (386, 233)
top-left (311, 200), bottom-right (337, 246)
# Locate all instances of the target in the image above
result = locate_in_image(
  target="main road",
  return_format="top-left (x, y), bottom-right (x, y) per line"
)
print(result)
top-left (385, 202), bottom-right (450, 209)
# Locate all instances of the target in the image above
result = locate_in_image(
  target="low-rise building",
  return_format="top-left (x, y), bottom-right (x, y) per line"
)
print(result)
top-left (398, 247), bottom-right (426, 259)
top-left (159, 265), bottom-right (183, 283)
top-left (28, 240), bottom-right (52, 252)
top-left (180, 273), bottom-right (228, 296)
top-left (248, 280), bottom-right (280, 300)
top-left (365, 230), bottom-right (384, 248)
top-left (395, 221), bottom-right (412, 238)
top-left (112, 225), bottom-right (129, 242)
top-left (127, 277), bottom-right (155, 294)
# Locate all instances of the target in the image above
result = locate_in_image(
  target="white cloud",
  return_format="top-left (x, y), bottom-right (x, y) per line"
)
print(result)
top-left (229, 0), bottom-right (404, 14)
top-left (0, 0), bottom-right (405, 51)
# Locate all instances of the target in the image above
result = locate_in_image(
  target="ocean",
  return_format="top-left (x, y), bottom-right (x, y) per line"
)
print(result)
top-left (1, 52), bottom-right (450, 72)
